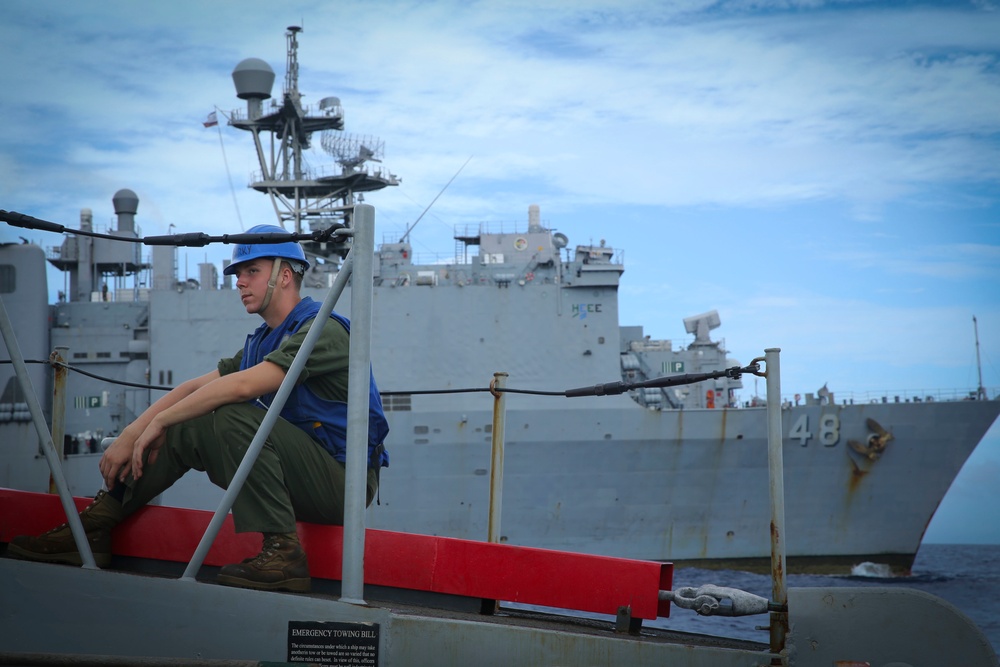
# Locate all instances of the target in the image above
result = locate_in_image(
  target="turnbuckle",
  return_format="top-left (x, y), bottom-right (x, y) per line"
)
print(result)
top-left (724, 359), bottom-right (763, 380)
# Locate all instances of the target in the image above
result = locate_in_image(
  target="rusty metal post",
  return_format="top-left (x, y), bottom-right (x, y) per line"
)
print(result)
top-left (48, 347), bottom-right (69, 493)
top-left (488, 372), bottom-right (508, 544)
top-left (764, 348), bottom-right (788, 661)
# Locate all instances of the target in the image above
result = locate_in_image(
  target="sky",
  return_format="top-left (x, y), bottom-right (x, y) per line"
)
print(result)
top-left (0, 0), bottom-right (998, 544)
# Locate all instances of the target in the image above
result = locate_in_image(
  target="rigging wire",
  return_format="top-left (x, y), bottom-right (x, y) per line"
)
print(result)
top-left (0, 359), bottom-right (564, 396)
top-left (1, 359), bottom-right (755, 398)
top-left (400, 155), bottom-right (472, 244)
top-left (1, 359), bottom-right (173, 392)
top-left (211, 107), bottom-right (245, 231)
top-left (0, 210), bottom-right (344, 247)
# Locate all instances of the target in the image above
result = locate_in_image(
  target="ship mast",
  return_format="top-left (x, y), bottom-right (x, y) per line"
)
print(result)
top-left (228, 26), bottom-right (399, 264)
top-left (974, 315), bottom-right (986, 400)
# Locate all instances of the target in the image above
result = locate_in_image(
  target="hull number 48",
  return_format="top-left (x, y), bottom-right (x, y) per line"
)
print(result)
top-left (788, 414), bottom-right (840, 446)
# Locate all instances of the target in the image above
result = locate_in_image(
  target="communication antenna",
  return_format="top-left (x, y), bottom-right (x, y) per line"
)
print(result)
top-left (974, 315), bottom-right (986, 400)
top-left (401, 156), bottom-right (472, 244)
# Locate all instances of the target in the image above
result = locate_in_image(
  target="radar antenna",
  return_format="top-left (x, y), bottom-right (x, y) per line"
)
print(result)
top-left (321, 134), bottom-right (386, 171)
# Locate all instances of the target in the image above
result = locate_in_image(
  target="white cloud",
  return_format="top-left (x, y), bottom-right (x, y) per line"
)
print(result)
top-left (5, 1), bottom-right (999, 221)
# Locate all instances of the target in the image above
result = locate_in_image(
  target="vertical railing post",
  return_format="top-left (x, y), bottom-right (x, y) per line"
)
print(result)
top-left (487, 372), bottom-right (508, 544)
top-left (764, 348), bottom-right (788, 661)
top-left (340, 203), bottom-right (376, 605)
top-left (0, 297), bottom-right (97, 568)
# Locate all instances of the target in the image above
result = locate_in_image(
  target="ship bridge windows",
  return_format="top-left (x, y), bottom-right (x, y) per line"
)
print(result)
top-left (383, 393), bottom-right (411, 412)
top-left (71, 351), bottom-right (116, 361)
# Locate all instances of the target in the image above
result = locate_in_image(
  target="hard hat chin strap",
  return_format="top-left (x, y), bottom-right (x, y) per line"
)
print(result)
top-left (259, 258), bottom-right (284, 313)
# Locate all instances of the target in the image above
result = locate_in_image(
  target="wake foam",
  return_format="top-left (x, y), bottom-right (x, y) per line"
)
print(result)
top-left (850, 561), bottom-right (895, 578)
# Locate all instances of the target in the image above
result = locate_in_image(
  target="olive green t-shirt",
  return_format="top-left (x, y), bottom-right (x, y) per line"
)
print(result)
top-left (218, 316), bottom-right (351, 402)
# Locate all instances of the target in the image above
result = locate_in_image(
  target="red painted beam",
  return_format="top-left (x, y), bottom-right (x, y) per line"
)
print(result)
top-left (0, 488), bottom-right (672, 620)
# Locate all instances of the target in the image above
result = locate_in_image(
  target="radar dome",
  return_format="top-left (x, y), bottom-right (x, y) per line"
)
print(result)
top-left (232, 58), bottom-right (275, 100)
top-left (112, 188), bottom-right (139, 215)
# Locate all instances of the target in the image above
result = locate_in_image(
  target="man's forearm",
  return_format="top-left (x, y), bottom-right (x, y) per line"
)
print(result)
top-left (150, 362), bottom-right (286, 432)
top-left (122, 371), bottom-right (220, 439)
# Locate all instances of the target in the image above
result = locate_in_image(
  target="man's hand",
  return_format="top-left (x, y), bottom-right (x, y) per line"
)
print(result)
top-left (97, 364), bottom-right (284, 484)
top-left (131, 418), bottom-right (168, 480)
top-left (99, 434), bottom-right (136, 490)
top-left (93, 369), bottom-right (221, 488)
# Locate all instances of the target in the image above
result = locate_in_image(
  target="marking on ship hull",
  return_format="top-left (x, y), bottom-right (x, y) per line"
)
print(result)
top-left (848, 457), bottom-right (869, 495)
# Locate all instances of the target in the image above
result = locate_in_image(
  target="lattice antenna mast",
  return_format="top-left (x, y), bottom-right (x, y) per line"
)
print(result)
top-left (282, 25), bottom-right (305, 190)
top-left (228, 27), bottom-right (399, 260)
top-left (285, 26), bottom-right (301, 101)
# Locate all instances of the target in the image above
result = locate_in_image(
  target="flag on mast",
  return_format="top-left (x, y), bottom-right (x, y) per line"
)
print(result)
top-left (203, 111), bottom-right (218, 128)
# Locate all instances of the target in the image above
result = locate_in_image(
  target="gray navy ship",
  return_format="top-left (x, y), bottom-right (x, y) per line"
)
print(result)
top-left (2, 27), bottom-right (998, 575)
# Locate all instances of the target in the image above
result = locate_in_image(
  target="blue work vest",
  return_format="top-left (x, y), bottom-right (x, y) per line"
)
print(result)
top-left (239, 297), bottom-right (390, 469)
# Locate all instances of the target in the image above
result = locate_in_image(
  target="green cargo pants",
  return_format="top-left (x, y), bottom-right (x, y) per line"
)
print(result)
top-left (119, 402), bottom-right (377, 533)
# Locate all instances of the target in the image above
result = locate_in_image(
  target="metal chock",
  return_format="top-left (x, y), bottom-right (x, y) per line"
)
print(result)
top-left (615, 605), bottom-right (642, 635)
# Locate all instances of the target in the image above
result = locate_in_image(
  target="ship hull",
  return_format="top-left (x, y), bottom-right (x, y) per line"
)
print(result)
top-left (366, 399), bottom-right (998, 572)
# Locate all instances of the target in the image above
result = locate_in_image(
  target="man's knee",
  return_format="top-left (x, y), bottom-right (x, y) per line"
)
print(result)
top-left (212, 403), bottom-right (264, 434)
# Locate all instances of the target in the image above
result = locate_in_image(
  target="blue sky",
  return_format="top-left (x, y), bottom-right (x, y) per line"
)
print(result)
top-left (1, 0), bottom-right (998, 543)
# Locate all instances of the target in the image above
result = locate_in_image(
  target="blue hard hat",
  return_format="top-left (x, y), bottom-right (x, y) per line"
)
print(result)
top-left (223, 224), bottom-right (310, 275)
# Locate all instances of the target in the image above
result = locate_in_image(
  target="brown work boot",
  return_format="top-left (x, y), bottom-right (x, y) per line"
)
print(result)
top-left (7, 490), bottom-right (124, 567)
top-left (216, 532), bottom-right (311, 593)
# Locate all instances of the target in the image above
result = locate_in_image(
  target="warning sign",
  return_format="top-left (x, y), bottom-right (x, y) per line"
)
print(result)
top-left (288, 620), bottom-right (379, 666)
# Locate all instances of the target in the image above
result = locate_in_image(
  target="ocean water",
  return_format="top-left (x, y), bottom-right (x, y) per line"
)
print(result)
top-left (650, 543), bottom-right (1000, 653)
